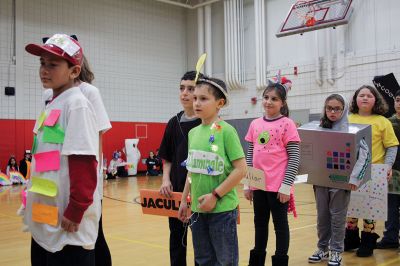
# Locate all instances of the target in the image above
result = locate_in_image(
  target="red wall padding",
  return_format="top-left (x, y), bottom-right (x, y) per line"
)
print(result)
top-left (0, 119), bottom-right (166, 173)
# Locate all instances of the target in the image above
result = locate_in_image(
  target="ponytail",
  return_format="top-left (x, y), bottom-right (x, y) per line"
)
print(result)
top-left (281, 101), bottom-right (289, 117)
top-left (77, 55), bottom-right (94, 84)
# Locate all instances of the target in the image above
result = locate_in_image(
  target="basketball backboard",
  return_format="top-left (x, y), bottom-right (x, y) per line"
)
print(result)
top-left (276, 0), bottom-right (353, 38)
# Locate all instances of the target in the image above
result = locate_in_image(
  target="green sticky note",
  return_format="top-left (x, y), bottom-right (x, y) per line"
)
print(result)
top-left (28, 177), bottom-right (58, 197)
top-left (42, 124), bottom-right (65, 144)
top-left (32, 134), bottom-right (38, 154)
top-left (37, 112), bottom-right (47, 130)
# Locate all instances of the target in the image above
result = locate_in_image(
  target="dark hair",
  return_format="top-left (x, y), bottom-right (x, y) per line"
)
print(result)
top-left (349, 85), bottom-right (388, 115)
top-left (8, 156), bottom-right (17, 166)
top-left (196, 76), bottom-right (227, 104)
top-left (395, 90), bottom-right (400, 98)
top-left (181, 71), bottom-right (203, 81)
top-left (262, 86), bottom-right (289, 117)
top-left (77, 55), bottom-right (94, 83)
top-left (320, 94), bottom-right (345, 128)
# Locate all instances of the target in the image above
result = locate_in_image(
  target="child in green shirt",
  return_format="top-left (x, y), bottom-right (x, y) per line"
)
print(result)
top-left (178, 77), bottom-right (247, 266)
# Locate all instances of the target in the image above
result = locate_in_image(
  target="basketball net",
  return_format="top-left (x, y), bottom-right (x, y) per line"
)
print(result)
top-left (294, 0), bottom-right (316, 27)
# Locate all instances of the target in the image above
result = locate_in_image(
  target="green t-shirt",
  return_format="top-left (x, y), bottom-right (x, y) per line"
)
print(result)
top-left (187, 120), bottom-right (245, 213)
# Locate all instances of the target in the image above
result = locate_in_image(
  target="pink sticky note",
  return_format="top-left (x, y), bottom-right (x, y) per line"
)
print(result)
top-left (34, 150), bottom-right (60, 172)
top-left (43, 109), bottom-right (61, 126)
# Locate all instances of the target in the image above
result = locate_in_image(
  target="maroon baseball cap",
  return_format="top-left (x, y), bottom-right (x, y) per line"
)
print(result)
top-left (25, 33), bottom-right (83, 66)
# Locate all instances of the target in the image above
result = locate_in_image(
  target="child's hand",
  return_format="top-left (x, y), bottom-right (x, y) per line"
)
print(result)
top-left (61, 217), bottom-right (79, 233)
top-left (387, 168), bottom-right (392, 181)
top-left (244, 189), bottom-right (253, 202)
top-left (198, 193), bottom-right (217, 212)
top-left (277, 192), bottom-right (290, 204)
top-left (178, 201), bottom-right (189, 223)
top-left (349, 184), bottom-right (358, 191)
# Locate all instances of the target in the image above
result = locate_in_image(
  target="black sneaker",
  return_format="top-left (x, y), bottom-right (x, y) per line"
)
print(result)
top-left (376, 240), bottom-right (399, 249)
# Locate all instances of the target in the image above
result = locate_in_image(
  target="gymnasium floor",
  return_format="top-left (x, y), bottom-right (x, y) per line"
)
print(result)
top-left (0, 175), bottom-right (399, 265)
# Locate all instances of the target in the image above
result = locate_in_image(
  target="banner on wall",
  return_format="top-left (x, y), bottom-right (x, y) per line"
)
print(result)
top-left (125, 139), bottom-right (141, 175)
top-left (347, 164), bottom-right (388, 221)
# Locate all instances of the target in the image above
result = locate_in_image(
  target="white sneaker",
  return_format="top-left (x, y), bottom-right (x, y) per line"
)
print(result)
top-left (308, 249), bottom-right (329, 263)
top-left (328, 251), bottom-right (342, 266)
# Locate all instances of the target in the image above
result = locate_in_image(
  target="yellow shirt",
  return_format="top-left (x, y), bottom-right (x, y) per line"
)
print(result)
top-left (349, 114), bottom-right (399, 163)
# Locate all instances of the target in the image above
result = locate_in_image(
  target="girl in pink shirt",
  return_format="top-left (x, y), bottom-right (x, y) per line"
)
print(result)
top-left (244, 76), bottom-right (300, 266)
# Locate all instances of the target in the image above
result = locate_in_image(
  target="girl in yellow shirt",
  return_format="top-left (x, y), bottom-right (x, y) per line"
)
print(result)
top-left (345, 85), bottom-right (399, 258)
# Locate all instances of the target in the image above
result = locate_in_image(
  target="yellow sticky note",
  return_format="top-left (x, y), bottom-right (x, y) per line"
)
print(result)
top-left (37, 112), bottom-right (47, 130)
top-left (32, 202), bottom-right (58, 226)
top-left (29, 177), bottom-right (58, 197)
top-left (195, 53), bottom-right (207, 82)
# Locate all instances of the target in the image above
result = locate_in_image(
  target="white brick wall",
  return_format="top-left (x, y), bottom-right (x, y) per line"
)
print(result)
top-left (2, 0), bottom-right (188, 121)
top-left (0, 0), bottom-right (16, 119)
top-left (1, 0), bottom-right (400, 123)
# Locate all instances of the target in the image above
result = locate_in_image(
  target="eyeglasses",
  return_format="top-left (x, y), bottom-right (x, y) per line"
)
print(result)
top-left (326, 106), bottom-right (343, 113)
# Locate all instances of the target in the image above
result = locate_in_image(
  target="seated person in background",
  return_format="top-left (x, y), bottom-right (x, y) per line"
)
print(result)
top-left (107, 151), bottom-right (127, 179)
top-left (6, 156), bottom-right (19, 176)
top-left (146, 151), bottom-right (159, 176)
top-left (154, 149), bottom-right (163, 173)
top-left (19, 150), bottom-right (32, 179)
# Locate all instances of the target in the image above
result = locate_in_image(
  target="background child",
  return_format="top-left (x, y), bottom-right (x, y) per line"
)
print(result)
top-left (145, 151), bottom-right (159, 176)
top-left (25, 33), bottom-right (100, 266)
top-left (158, 71), bottom-right (203, 266)
top-left (244, 76), bottom-right (300, 266)
top-left (345, 85), bottom-right (399, 257)
top-left (178, 77), bottom-right (247, 266)
top-left (376, 89), bottom-right (400, 249)
top-left (308, 94), bottom-right (359, 266)
top-left (6, 156), bottom-right (19, 176)
top-left (19, 150), bottom-right (32, 179)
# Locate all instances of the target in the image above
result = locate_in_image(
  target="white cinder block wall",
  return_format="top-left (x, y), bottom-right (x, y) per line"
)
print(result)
top-left (2, 0), bottom-right (188, 122)
top-left (1, 0), bottom-right (400, 123)
top-left (204, 0), bottom-right (400, 120)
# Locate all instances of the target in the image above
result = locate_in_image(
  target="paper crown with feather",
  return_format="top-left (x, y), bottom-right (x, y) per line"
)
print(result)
top-left (267, 71), bottom-right (292, 99)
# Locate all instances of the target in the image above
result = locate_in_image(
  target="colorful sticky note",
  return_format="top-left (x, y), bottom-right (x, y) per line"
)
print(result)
top-left (33, 150), bottom-right (60, 172)
top-left (37, 112), bottom-right (47, 130)
top-left (29, 177), bottom-right (58, 197)
top-left (42, 124), bottom-right (65, 144)
top-left (32, 202), bottom-right (58, 226)
top-left (32, 134), bottom-right (38, 155)
top-left (43, 109), bottom-right (61, 127)
top-left (194, 53), bottom-right (207, 82)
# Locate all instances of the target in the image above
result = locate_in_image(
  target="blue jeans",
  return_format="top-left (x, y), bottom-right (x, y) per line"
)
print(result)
top-left (382, 193), bottom-right (400, 243)
top-left (190, 209), bottom-right (238, 266)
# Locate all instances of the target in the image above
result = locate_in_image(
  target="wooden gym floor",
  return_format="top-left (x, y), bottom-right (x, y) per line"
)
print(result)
top-left (0, 175), bottom-right (399, 265)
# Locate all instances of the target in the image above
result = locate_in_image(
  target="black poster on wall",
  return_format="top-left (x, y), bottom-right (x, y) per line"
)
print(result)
top-left (373, 73), bottom-right (400, 118)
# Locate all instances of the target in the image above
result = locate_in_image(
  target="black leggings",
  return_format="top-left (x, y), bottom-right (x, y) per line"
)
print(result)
top-left (31, 238), bottom-right (95, 266)
top-left (95, 213), bottom-right (112, 266)
top-left (253, 190), bottom-right (290, 255)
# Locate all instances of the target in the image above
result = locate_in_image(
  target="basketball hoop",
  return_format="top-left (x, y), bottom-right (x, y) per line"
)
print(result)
top-left (294, 0), bottom-right (316, 27)
top-left (276, 0), bottom-right (354, 38)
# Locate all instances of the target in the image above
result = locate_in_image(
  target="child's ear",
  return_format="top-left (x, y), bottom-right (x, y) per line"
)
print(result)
top-left (70, 65), bottom-right (81, 80)
top-left (217, 98), bottom-right (225, 109)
